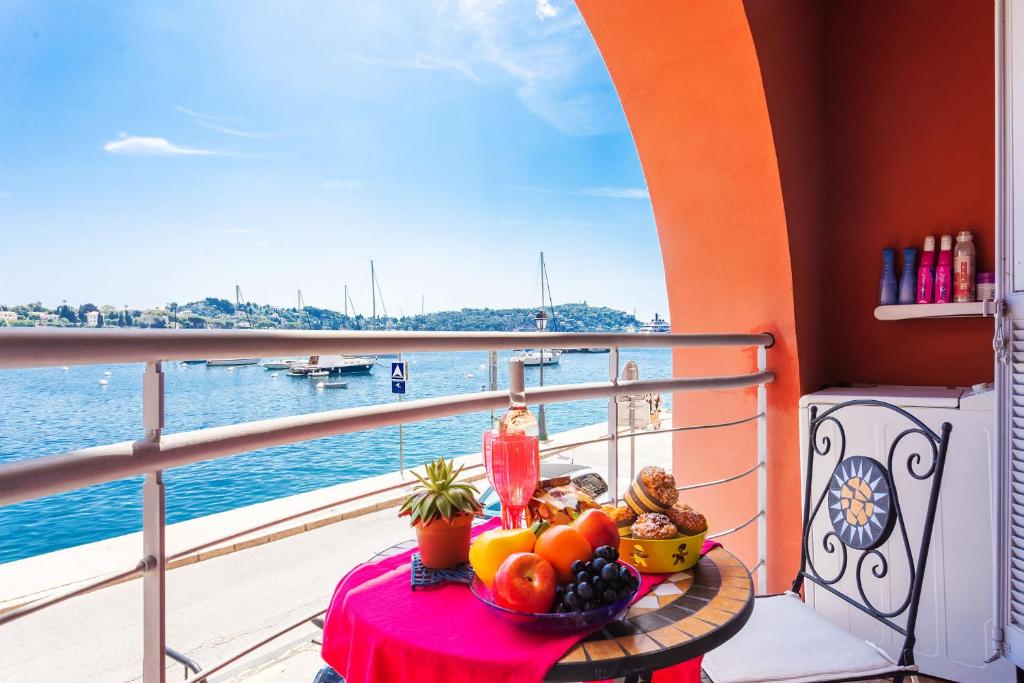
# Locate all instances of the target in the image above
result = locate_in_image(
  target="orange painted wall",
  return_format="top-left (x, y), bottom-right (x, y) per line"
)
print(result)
top-left (822, 0), bottom-right (996, 387)
top-left (578, 0), bottom-right (996, 591)
top-left (577, 0), bottom-right (807, 591)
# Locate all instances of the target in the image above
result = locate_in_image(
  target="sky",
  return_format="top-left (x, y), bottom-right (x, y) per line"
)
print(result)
top-left (0, 0), bottom-right (669, 321)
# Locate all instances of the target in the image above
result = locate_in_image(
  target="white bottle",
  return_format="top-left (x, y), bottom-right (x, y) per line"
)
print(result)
top-left (953, 230), bottom-right (976, 303)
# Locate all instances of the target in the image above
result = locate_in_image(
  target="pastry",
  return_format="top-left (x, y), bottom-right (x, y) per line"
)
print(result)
top-left (624, 465), bottom-right (679, 514)
top-left (666, 503), bottom-right (707, 535)
top-left (631, 513), bottom-right (678, 539)
top-left (603, 504), bottom-right (637, 536)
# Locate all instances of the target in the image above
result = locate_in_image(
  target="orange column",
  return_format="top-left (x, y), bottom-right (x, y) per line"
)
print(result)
top-left (577, 0), bottom-right (807, 591)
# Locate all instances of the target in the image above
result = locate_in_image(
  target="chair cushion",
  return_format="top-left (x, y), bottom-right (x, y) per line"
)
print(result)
top-left (702, 593), bottom-right (905, 683)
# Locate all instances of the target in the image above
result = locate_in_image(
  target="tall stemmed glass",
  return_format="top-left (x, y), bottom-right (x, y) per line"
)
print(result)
top-left (482, 429), bottom-right (508, 529)
top-left (488, 432), bottom-right (540, 529)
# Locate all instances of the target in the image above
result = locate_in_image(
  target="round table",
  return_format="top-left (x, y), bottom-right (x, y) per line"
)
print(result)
top-left (371, 541), bottom-right (754, 683)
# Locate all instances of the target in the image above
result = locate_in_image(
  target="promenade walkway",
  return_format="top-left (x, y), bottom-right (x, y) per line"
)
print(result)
top-left (0, 416), bottom-right (672, 682)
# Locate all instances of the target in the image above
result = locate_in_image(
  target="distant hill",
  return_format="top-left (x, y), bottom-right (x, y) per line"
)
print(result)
top-left (1, 298), bottom-right (643, 331)
top-left (179, 299), bottom-right (641, 332)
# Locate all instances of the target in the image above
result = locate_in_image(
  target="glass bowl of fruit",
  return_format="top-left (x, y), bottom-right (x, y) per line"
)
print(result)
top-left (469, 545), bottom-right (641, 633)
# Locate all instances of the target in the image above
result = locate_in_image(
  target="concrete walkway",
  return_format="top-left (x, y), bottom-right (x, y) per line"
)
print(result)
top-left (0, 417), bottom-right (673, 682)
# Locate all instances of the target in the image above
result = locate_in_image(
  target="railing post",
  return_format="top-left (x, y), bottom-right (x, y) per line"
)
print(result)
top-left (621, 361), bottom-right (639, 480)
top-left (142, 361), bottom-right (166, 683)
top-left (756, 345), bottom-right (768, 593)
top-left (607, 347), bottom-right (620, 502)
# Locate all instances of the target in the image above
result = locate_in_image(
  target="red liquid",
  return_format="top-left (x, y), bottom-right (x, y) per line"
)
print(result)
top-left (488, 433), bottom-right (540, 529)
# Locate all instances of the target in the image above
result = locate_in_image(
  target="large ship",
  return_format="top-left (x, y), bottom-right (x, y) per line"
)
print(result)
top-left (638, 313), bottom-right (671, 334)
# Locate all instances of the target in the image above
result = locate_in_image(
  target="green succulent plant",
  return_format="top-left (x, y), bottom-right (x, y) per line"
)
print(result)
top-left (399, 457), bottom-right (482, 525)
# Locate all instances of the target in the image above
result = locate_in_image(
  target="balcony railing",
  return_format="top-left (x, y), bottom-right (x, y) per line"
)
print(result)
top-left (0, 328), bottom-right (774, 683)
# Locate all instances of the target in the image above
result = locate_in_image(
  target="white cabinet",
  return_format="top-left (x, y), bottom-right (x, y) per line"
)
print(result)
top-left (799, 386), bottom-right (1013, 682)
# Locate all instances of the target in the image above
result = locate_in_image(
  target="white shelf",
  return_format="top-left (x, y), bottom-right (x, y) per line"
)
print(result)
top-left (874, 300), bottom-right (996, 320)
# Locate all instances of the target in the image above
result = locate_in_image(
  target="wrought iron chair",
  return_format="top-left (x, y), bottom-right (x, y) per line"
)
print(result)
top-left (702, 399), bottom-right (951, 683)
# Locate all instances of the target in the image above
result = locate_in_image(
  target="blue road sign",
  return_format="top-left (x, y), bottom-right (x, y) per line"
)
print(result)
top-left (392, 379), bottom-right (407, 394)
top-left (391, 361), bottom-right (408, 382)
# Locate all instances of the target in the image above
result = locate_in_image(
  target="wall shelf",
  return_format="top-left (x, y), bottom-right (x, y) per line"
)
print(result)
top-left (874, 300), bottom-right (996, 320)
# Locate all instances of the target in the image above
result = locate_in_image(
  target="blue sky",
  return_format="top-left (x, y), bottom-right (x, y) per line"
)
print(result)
top-left (0, 0), bottom-right (668, 321)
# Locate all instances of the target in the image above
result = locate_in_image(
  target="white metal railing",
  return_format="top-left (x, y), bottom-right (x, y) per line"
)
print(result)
top-left (0, 329), bottom-right (773, 682)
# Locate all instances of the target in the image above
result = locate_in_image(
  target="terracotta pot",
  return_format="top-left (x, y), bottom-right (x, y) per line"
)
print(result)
top-left (415, 513), bottom-right (473, 569)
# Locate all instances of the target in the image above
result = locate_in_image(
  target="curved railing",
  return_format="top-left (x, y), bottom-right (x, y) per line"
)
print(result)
top-left (0, 328), bottom-right (773, 682)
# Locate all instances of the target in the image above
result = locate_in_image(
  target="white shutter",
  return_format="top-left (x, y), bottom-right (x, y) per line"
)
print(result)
top-left (1007, 320), bottom-right (1024, 634)
top-left (999, 0), bottom-right (1024, 665)
top-left (1002, 0), bottom-right (1024, 665)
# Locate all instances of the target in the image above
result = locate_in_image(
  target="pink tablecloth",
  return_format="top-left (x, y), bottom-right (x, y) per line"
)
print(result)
top-left (321, 520), bottom-right (716, 683)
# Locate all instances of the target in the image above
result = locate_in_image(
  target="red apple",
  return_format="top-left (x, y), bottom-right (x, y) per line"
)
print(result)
top-left (572, 508), bottom-right (620, 552)
top-left (493, 552), bottom-right (557, 613)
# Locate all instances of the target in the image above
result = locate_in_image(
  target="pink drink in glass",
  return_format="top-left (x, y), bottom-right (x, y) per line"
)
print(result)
top-left (482, 429), bottom-right (508, 528)
top-left (489, 433), bottom-right (540, 529)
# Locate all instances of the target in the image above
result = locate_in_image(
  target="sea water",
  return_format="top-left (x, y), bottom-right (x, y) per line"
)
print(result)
top-left (0, 348), bottom-right (671, 563)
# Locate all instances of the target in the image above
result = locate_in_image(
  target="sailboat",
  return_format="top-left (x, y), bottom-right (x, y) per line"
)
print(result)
top-left (511, 252), bottom-right (562, 365)
top-left (369, 260), bottom-right (399, 357)
top-left (207, 285), bottom-right (262, 366)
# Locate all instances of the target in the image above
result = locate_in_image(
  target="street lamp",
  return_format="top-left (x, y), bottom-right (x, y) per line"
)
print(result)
top-left (535, 310), bottom-right (549, 441)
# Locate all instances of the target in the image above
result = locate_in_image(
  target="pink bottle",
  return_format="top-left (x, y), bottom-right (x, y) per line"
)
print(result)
top-left (934, 234), bottom-right (954, 304)
top-left (916, 235), bottom-right (936, 303)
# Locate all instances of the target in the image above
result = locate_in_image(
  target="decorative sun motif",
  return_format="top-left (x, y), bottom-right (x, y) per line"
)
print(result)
top-left (827, 456), bottom-right (894, 550)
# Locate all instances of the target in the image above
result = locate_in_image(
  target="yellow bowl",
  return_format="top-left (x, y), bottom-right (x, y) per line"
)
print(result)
top-left (619, 529), bottom-right (708, 573)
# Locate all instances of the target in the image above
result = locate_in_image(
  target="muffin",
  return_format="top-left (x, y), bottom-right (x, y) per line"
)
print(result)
top-left (631, 513), bottom-right (678, 540)
top-left (603, 504), bottom-right (637, 536)
top-left (624, 466), bottom-right (679, 515)
top-left (666, 503), bottom-right (707, 535)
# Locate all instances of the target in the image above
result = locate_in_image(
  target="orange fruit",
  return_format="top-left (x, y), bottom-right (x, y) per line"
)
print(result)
top-left (534, 525), bottom-right (592, 584)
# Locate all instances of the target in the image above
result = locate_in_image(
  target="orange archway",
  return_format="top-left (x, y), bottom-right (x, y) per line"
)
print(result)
top-left (577, 0), bottom-right (818, 591)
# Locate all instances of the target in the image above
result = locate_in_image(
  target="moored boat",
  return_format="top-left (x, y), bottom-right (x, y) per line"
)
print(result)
top-left (511, 349), bottom-right (562, 366)
top-left (287, 355), bottom-right (376, 376)
top-left (638, 313), bottom-right (671, 334)
top-left (261, 360), bottom-right (298, 370)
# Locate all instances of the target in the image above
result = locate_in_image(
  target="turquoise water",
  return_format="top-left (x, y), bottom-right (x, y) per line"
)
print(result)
top-left (0, 349), bottom-right (671, 563)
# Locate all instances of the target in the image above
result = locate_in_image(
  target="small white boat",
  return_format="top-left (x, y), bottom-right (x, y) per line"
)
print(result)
top-left (261, 360), bottom-right (298, 370)
top-left (99, 379), bottom-right (109, 385)
top-left (207, 358), bottom-right (261, 367)
top-left (104, 371), bottom-right (112, 376)
top-left (308, 370), bottom-right (330, 378)
top-left (61, 366), bottom-right (69, 372)
top-left (322, 381), bottom-right (347, 389)
top-left (511, 349), bottom-right (562, 366)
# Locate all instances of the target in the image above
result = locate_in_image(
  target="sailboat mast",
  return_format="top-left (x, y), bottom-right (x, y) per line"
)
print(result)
top-left (343, 285), bottom-right (348, 317)
top-left (370, 261), bottom-right (377, 328)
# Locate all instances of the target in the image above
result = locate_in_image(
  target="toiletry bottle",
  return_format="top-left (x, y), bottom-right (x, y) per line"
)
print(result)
top-left (935, 235), bottom-right (954, 303)
top-left (879, 248), bottom-right (898, 305)
top-left (916, 235), bottom-right (936, 303)
top-left (953, 230), bottom-right (976, 303)
top-left (898, 247), bottom-right (917, 304)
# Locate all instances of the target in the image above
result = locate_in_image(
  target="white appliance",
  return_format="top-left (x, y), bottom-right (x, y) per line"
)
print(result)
top-left (799, 385), bottom-right (1012, 682)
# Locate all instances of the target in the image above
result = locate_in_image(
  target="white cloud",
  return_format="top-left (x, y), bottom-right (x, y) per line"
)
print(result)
top-left (322, 180), bottom-right (363, 189)
top-left (449, 0), bottom-right (623, 136)
top-left (176, 105), bottom-right (269, 138)
top-left (353, 54), bottom-right (479, 83)
top-left (580, 187), bottom-right (649, 199)
top-left (536, 0), bottom-right (559, 19)
top-left (103, 133), bottom-right (225, 156)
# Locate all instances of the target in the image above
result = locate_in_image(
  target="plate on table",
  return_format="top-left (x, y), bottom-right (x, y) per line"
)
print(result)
top-left (469, 564), bottom-right (640, 633)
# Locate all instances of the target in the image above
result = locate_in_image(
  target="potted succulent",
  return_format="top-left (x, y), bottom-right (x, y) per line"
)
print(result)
top-left (399, 457), bottom-right (483, 569)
